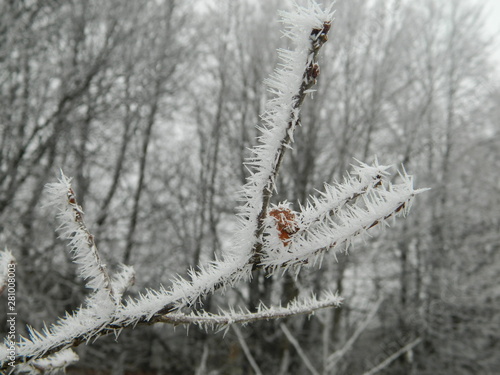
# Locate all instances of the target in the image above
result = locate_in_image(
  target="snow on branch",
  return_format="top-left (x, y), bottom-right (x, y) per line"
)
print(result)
top-left (154, 291), bottom-right (343, 330)
top-left (0, 5), bottom-right (338, 370)
top-left (235, 1), bottom-right (334, 264)
top-left (299, 160), bottom-right (391, 230)
top-left (17, 349), bottom-right (79, 375)
top-left (110, 0), bottom-right (335, 322)
top-left (111, 265), bottom-right (136, 302)
top-left (45, 172), bottom-right (115, 306)
top-left (262, 165), bottom-right (428, 271)
top-left (13, 298), bottom-right (116, 363)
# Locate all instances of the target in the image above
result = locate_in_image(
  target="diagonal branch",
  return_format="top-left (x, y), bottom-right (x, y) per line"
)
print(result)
top-left (262, 171), bottom-right (428, 270)
top-left (280, 323), bottom-right (320, 375)
top-left (45, 173), bottom-right (115, 303)
top-left (254, 19), bottom-right (332, 244)
top-left (326, 296), bottom-right (384, 371)
top-left (298, 161), bottom-right (391, 231)
top-left (238, 3), bottom-right (334, 266)
top-left (17, 349), bottom-right (79, 375)
top-left (361, 337), bottom-right (423, 375)
top-left (233, 326), bottom-right (264, 375)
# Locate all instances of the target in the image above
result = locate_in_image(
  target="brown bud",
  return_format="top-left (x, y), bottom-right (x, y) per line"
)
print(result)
top-left (269, 207), bottom-right (299, 245)
top-left (312, 63), bottom-right (320, 79)
top-left (311, 21), bottom-right (331, 45)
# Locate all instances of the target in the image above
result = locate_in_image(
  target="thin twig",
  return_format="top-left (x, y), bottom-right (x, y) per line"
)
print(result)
top-left (326, 296), bottom-right (384, 371)
top-left (253, 21), bottom-right (332, 263)
top-left (154, 293), bottom-right (342, 326)
top-left (233, 325), bottom-right (263, 375)
top-left (280, 323), bottom-right (320, 375)
top-left (59, 174), bottom-right (115, 300)
top-left (361, 337), bottom-right (423, 375)
top-left (194, 343), bottom-right (209, 375)
top-left (70, 202), bottom-right (115, 301)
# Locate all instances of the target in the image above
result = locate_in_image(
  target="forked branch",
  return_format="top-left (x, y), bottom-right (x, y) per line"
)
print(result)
top-left (0, 2), bottom-right (426, 373)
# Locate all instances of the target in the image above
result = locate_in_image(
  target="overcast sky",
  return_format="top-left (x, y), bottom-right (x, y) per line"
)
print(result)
top-left (485, 0), bottom-right (500, 79)
top-left (485, 0), bottom-right (500, 29)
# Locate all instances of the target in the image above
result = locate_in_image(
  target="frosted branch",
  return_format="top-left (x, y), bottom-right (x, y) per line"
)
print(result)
top-left (152, 291), bottom-right (343, 329)
top-left (111, 265), bottom-right (136, 302)
top-left (115, 1), bottom-right (335, 321)
top-left (0, 291), bottom-right (341, 369)
top-left (12, 303), bottom-right (116, 363)
top-left (262, 166), bottom-right (428, 271)
top-left (236, 1), bottom-right (334, 266)
top-left (45, 172), bottom-right (115, 305)
top-left (17, 349), bottom-right (79, 375)
top-left (0, 2), bottom-right (427, 372)
top-left (299, 161), bottom-right (391, 230)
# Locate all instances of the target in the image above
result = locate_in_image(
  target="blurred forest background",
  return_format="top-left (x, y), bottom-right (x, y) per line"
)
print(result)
top-left (1, 0), bottom-right (499, 374)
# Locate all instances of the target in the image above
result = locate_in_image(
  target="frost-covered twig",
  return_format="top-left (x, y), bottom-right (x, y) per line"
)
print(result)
top-left (8, 301), bottom-right (116, 365)
top-left (0, 289), bottom-right (341, 369)
top-left (298, 161), bottom-right (390, 231)
top-left (17, 349), bottom-right (79, 375)
top-left (237, 1), bottom-right (334, 265)
top-left (111, 0), bottom-right (335, 319)
top-left (0, 7), bottom-right (336, 370)
top-left (152, 291), bottom-right (343, 328)
top-left (0, 175), bottom-right (138, 370)
top-left (111, 265), bottom-right (136, 302)
top-left (262, 167), bottom-right (428, 271)
top-left (45, 173), bottom-right (115, 304)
